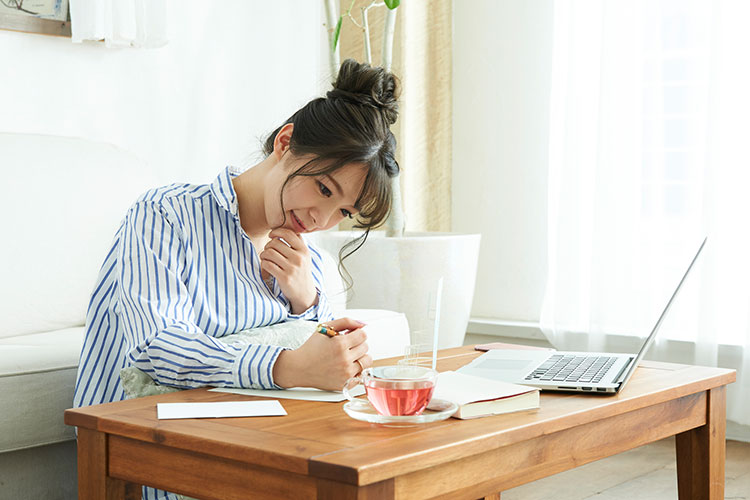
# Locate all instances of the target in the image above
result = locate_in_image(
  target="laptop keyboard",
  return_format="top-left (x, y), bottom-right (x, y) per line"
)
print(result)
top-left (525, 355), bottom-right (617, 384)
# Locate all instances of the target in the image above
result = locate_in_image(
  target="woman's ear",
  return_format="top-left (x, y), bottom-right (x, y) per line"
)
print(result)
top-left (273, 123), bottom-right (294, 160)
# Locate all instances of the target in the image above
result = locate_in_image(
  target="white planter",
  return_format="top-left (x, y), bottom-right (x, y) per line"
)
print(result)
top-left (308, 231), bottom-right (481, 348)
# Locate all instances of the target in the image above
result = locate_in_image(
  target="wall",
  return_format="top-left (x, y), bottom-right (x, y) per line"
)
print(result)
top-left (0, 1), bottom-right (328, 185)
top-left (452, 0), bottom-right (554, 323)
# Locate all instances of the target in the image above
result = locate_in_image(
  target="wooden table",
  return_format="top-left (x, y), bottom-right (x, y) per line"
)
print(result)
top-left (64, 346), bottom-right (736, 500)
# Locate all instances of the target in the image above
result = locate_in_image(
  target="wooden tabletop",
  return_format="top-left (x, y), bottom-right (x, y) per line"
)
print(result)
top-left (65, 346), bottom-right (737, 500)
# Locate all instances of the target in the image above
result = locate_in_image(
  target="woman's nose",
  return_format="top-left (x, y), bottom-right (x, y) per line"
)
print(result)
top-left (311, 204), bottom-right (338, 230)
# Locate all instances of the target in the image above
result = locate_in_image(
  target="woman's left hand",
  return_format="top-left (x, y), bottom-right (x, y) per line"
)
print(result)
top-left (259, 228), bottom-right (317, 314)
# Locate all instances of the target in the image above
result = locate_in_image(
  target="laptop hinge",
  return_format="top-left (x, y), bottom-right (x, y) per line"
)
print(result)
top-left (613, 357), bottom-right (635, 385)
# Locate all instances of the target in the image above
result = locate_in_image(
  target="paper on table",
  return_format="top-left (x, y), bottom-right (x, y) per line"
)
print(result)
top-left (156, 400), bottom-right (287, 420)
top-left (208, 385), bottom-right (365, 402)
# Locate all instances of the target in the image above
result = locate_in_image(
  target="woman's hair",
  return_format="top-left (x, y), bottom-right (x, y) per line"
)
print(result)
top-left (262, 59), bottom-right (401, 286)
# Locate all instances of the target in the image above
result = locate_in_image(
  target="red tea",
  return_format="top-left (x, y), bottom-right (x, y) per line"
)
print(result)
top-left (364, 379), bottom-right (435, 416)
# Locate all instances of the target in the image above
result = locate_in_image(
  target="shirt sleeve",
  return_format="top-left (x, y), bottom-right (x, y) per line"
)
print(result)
top-left (117, 201), bottom-right (283, 390)
top-left (285, 244), bottom-right (335, 322)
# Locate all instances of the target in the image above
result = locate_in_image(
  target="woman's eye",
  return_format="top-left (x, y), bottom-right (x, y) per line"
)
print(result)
top-left (318, 181), bottom-right (332, 197)
top-left (340, 209), bottom-right (353, 219)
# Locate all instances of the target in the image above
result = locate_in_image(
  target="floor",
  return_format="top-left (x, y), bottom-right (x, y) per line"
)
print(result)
top-left (501, 437), bottom-right (750, 500)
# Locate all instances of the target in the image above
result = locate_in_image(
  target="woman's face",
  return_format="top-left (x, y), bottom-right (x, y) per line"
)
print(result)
top-left (266, 156), bottom-right (367, 233)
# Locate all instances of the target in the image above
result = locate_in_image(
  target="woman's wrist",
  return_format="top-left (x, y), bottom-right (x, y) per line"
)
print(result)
top-left (272, 349), bottom-right (302, 388)
top-left (289, 289), bottom-right (319, 315)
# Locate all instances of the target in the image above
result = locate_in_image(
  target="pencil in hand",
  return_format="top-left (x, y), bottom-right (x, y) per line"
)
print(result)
top-left (315, 323), bottom-right (339, 337)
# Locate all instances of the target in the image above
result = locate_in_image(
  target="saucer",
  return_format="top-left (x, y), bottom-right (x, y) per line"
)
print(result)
top-left (343, 398), bottom-right (458, 427)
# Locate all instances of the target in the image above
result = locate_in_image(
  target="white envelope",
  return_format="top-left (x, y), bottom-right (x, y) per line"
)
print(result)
top-left (156, 400), bottom-right (287, 419)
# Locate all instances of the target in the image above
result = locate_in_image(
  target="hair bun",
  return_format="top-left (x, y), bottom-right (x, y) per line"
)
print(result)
top-left (328, 59), bottom-right (399, 125)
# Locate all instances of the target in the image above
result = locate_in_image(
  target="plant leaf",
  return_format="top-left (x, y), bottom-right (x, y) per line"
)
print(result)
top-left (384, 0), bottom-right (400, 9)
top-left (332, 16), bottom-right (343, 52)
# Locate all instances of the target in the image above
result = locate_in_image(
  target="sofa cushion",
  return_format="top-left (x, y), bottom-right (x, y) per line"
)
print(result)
top-left (0, 133), bottom-right (158, 339)
top-left (0, 327), bottom-right (82, 377)
top-left (0, 328), bottom-right (83, 452)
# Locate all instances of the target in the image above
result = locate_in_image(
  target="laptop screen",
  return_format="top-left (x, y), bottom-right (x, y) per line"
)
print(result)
top-left (616, 237), bottom-right (707, 387)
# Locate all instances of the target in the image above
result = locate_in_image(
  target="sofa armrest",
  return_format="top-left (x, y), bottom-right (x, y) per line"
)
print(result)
top-left (342, 309), bottom-right (409, 361)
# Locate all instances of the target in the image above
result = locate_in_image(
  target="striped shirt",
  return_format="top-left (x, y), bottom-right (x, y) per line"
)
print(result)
top-left (74, 167), bottom-right (333, 499)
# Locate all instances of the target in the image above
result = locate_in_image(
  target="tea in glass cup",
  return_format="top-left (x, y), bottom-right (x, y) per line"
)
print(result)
top-left (343, 365), bottom-right (438, 416)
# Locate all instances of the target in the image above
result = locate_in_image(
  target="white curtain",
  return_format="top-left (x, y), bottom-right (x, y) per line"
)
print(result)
top-left (542, 0), bottom-right (750, 426)
top-left (70, 0), bottom-right (167, 48)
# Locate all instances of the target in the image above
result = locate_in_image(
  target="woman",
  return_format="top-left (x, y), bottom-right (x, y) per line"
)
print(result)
top-left (74, 59), bottom-right (399, 417)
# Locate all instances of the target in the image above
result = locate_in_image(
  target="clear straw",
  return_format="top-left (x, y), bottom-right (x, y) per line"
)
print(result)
top-left (432, 277), bottom-right (444, 370)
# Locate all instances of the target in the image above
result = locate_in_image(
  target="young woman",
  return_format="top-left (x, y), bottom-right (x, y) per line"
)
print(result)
top-left (74, 59), bottom-right (399, 417)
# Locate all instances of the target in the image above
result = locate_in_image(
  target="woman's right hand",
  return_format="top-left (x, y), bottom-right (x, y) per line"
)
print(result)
top-left (272, 317), bottom-right (372, 392)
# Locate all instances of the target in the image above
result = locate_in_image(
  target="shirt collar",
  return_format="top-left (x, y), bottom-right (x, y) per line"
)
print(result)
top-left (210, 166), bottom-right (242, 216)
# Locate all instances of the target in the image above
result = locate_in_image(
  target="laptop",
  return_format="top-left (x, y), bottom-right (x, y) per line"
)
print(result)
top-left (459, 237), bottom-right (707, 394)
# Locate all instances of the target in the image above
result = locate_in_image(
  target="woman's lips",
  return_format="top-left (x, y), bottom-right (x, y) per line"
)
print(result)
top-left (291, 211), bottom-right (307, 232)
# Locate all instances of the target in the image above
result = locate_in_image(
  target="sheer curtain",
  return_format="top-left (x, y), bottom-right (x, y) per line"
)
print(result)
top-left (542, 0), bottom-right (750, 427)
top-left (70, 0), bottom-right (167, 48)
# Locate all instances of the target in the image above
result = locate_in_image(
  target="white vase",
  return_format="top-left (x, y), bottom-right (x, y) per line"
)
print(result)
top-left (308, 231), bottom-right (481, 348)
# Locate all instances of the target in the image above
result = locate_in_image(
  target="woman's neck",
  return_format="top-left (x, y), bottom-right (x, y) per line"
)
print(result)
top-left (231, 155), bottom-right (276, 240)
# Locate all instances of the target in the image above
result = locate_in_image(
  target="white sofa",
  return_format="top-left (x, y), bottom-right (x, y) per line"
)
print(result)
top-left (0, 133), bottom-right (409, 499)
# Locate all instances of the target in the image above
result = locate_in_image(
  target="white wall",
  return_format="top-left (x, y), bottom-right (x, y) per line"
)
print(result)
top-left (453, 0), bottom-right (554, 323)
top-left (0, 1), bottom-right (329, 184)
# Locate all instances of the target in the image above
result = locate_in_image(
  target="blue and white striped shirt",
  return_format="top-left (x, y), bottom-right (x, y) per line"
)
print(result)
top-left (74, 166), bottom-right (333, 407)
top-left (74, 166), bottom-right (334, 500)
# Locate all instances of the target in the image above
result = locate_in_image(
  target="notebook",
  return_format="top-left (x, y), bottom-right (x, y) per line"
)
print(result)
top-left (459, 238), bottom-right (706, 394)
top-left (430, 371), bottom-right (539, 419)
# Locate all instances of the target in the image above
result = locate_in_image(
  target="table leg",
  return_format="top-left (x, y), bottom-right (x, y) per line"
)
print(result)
top-left (77, 428), bottom-right (141, 500)
top-left (675, 386), bottom-right (727, 500)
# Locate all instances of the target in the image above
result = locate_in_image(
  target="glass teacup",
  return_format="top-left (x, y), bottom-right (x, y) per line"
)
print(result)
top-left (343, 365), bottom-right (438, 416)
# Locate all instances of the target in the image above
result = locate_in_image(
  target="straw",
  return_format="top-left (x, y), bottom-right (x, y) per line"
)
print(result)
top-left (431, 277), bottom-right (444, 370)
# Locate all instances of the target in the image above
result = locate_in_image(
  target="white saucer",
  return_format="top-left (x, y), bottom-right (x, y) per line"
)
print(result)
top-left (343, 398), bottom-right (458, 427)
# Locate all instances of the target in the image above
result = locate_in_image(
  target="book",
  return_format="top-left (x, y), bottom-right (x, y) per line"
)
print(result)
top-left (430, 371), bottom-right (540, 419)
